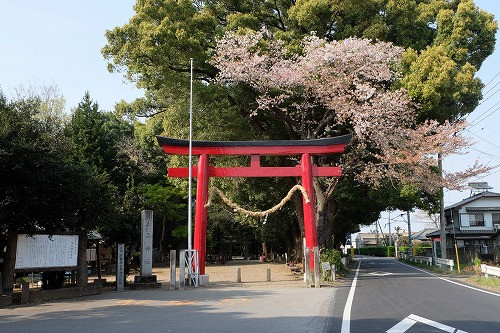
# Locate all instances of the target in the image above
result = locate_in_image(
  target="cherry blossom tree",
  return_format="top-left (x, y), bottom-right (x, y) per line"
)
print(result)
top-left (211, 31), bottom-right (488, 194)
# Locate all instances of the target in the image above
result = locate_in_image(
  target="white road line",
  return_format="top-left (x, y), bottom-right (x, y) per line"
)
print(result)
top-left (386, 316), bottom-right (417, 333)
top-left (408, 314), bottom-right (456, 332)
top-left (341, 260), bottom-right (361, 333)
top-left (397, 261), bottom-right (500, 297)
top-left (387, 314), bottom-right (468, 333)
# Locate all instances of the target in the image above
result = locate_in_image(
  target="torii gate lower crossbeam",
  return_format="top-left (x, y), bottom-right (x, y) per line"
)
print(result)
top-left (157, 135), bottom-right (351, 275)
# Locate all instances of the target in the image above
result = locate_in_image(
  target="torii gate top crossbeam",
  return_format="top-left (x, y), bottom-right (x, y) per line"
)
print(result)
top-left (156, 135), bottom-right (351, 156)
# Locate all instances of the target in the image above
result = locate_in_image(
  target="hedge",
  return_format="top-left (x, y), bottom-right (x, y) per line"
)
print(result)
top-left (356, 246), bottom-right (432, 257)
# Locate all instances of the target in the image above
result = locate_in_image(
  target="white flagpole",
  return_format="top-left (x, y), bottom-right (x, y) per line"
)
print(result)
top-left (188, 58), bottom-right (194, 254)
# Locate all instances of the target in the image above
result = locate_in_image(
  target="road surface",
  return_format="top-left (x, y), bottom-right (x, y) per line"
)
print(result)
top-left (1, 257), bottom-right (499, 332)
top-left (328, 256), bottom-right (500, 333)
top-left (0, 286), bottom-right (334, 332)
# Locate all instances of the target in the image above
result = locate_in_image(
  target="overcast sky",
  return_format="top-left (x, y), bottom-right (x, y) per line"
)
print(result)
top-left (1, 1), bottom-right (500, 233)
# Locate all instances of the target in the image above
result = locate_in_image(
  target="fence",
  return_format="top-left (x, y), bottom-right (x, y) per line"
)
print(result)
top-left (480, 264), bottom-right (500, 278)
top-left (436, 258), bottom-right (454, 271)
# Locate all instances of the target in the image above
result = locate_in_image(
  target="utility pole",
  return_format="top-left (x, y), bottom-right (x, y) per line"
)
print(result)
top-left (377, 221), bottom-right (386, 244)
top-left (388, 211), bottom-right (392, 246)
top-left (407, 211), bottom-right (412, 256)
top-left (438, 153), bottom-right (447, 259)
top-left (395, 226), bottom-right (400, 258)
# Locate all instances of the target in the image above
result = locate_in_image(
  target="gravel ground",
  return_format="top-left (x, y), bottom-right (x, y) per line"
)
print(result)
top-left (94, 260), bottom-right (340, 289)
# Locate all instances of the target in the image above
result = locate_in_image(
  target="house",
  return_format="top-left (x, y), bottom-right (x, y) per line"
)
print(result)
top-left (355, 233), bottom-right (381, 247)
top-left (426, 188), bottom-right (500, 260)
top-left (356, 230), bottom-right (413, 248)
top-left (411, 228), bottom-right (437, 243)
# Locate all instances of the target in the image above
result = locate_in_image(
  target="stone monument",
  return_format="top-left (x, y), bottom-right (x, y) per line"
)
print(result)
top-left (132, 210), bottom-right (161, 289)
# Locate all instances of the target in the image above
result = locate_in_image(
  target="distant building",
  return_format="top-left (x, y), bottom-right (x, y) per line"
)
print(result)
top-left (426, 187), bottom-right (500, 260)
top-left (356, 233), bottom-right (380, 247)
top-left (411, 228), bottom-right (437, 242)
top-left (356, 231), bottom-right (409, 247)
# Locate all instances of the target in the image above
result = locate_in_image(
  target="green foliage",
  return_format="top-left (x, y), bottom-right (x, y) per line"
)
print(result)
top-left (0, 90), bottom-right (113, 234)
top-left (474, 256), bottom-right (481, 267)
top-left (357, 247), bottom-right (394, 257)
top-left (171, 225), bottom-right (189, 240)
top-left (101, 0), bottom-right (497, 250)
top-left (320, 248), bottom-right (348, 275)
top-left (356, 246), bottom-right (431, 257)
top-left (467, 276), bottom-right (500, 290)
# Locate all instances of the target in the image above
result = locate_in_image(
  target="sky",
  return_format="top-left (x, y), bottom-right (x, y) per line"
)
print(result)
top-left (0, 1), bottom-right (142, 113)
top-left (1, 1), bottom-right (500, 234)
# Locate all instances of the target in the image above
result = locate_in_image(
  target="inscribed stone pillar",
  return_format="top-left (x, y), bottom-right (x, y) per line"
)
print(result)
top-left (116, 243), bottom-right (125, 291)
top-left (141, 210), bottom-right (154, 276)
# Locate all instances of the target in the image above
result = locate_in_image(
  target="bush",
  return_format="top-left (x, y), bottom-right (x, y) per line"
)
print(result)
top-left (357, 246), bottom-right (395, 257)
top-left (357, 246), bottom-right (432, 257)
top-left (320, 248), bottom-right (348, 275)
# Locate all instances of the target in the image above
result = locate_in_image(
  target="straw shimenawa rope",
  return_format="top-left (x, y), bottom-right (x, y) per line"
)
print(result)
top-left (204, 184), bottom-right (310, 217)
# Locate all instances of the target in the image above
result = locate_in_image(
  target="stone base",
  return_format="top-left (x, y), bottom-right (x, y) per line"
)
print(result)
top-left (25, 285), bottom-right (102, 304)
top-left (134, 275), bottom-right (158, 284)
top-left (199, 275), bottom-right (209, 286)
top-left (131, 275), bottom-right (161, 290)
top-left (0, 295), bottom-right (12, 308)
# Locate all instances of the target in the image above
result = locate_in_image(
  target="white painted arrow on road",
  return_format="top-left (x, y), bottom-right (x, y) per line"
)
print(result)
top-left (387, 314), bottom-right (468, 333)
top-left (367, 271), bottom-right (392, 276)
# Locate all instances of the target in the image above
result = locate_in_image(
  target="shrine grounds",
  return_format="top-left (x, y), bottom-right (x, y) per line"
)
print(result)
top-left (0, 261), bottom-right (340, 333)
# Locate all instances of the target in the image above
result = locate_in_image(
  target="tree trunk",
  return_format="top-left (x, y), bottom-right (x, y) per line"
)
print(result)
top-left (96, 240), bottom-right (101, 280)
top-left (160, 215), bottom-right (166, 261)
top-left (76, 232), bottom-right (88, 287)
top-left (2, 228), bottom-right (18, 295)
top-left (289, 183), bottom-right (305, 262)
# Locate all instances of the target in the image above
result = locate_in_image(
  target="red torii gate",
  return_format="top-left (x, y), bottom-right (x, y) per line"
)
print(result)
top-left (157, 135), bottom-right (351, 275)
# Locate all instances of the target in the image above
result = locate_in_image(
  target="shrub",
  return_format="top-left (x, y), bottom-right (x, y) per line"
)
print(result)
top-left (320, 248), bottom-right (348, 275)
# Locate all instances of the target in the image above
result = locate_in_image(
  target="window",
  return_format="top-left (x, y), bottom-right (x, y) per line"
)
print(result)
top-left (469, 213), bottom-right (485, 226)
top-left (493, 213), bottom-right (500, 224)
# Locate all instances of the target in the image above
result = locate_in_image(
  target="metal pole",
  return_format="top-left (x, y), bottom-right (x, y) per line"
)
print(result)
top-left (407, 211), bottom-right (412, 256)
top-left (187, 58), bottom-right (194, 281)
top-left (388, 211), bottom-right (392, 247)
top-left (438, 153), bottom-right (447, 259)
top-left (188, 58), bottom-right (194, 254)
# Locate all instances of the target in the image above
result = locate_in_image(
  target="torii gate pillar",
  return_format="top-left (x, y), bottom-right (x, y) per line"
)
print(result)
top-left (301, 153), bottom-right (318, 254)
top-left (193, 154), bottom-right (209, 275)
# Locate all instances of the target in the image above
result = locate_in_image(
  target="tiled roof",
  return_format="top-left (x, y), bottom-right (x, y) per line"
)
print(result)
top-left (412, 228), bottom-right (438, 240)
top-left (465, 207), bottom-right (500, 211)
top-left (445, 191), bottom-right (500, 210)
top-left (426, 228), bottom-right (497, 238)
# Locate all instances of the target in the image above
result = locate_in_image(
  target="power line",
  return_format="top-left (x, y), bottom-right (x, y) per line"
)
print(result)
top-left (478, 86), bottom-right (500, 106)
top-left (468, 99), bottom-right (500, 128)
top-left (483, 79), bottom-right (500, 96)
top-left (469, 146), bottom-right (500, 161)
top-left (467, 130), bottom-right (500, 150)
top-left (483, 70), bottom-right (500, 89)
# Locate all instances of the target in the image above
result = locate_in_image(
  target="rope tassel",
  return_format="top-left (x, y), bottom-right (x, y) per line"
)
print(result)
top-left (204, 184), bottom-right (310, 217)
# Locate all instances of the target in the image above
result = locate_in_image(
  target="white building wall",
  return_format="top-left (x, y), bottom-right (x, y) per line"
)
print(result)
top-left (458, 197), bottom-right (500, 230)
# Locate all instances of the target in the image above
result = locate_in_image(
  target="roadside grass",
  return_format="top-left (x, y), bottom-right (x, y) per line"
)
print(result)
top-left (398, 259), bottom-right (471, 275)
top-left (466, 276), bottom-right (500, 292)
top-left (400, 259), bottom-right (500, 293)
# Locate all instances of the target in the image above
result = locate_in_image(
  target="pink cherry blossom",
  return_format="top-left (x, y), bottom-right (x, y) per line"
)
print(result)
top-left (210, 30), bottom-right (488, 192)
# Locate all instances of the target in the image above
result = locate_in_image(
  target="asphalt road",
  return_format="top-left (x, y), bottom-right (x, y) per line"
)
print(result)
top-left (1, 258), bottom-right (499, 333)
top-left (0, 286), bottom-right (334, 333)
top-left (328, 256), bottom-right (500, 333)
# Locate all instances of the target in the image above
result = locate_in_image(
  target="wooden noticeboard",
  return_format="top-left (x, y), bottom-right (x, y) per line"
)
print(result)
top-left (15, 234), bottom-right (79, 270)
